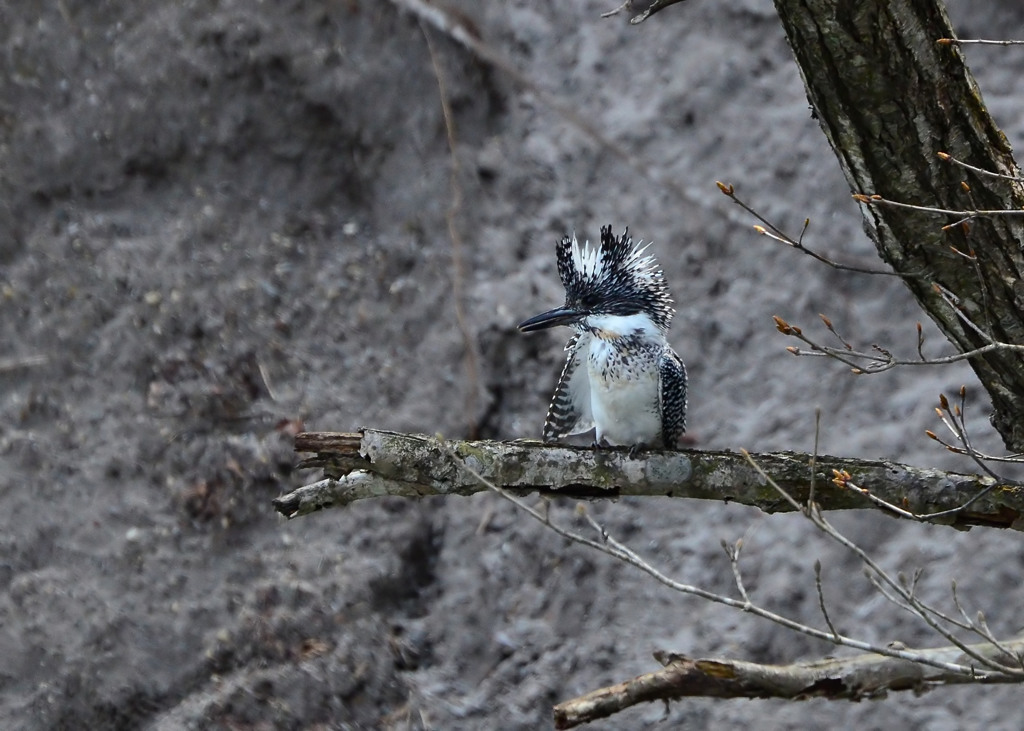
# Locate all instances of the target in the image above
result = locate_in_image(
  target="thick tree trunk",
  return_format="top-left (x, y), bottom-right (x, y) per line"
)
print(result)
top-left (773, 0), bottom-right (1024, 450)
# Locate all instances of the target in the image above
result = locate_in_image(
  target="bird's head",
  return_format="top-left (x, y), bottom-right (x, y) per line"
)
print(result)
top-left (518, 225), bottom-right (674, 335)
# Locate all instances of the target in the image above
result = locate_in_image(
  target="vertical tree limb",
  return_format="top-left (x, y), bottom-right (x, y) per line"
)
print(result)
top-left (772, 0), bottom-right (1024, 449)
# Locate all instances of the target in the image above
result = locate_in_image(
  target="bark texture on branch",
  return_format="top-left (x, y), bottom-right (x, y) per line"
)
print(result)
top-left (772, 0), bottom-right (1024, 450)
top-left (273, 430), bottom-right (1024, 531)
top-left (553, 640), bottom-right (1024, 729)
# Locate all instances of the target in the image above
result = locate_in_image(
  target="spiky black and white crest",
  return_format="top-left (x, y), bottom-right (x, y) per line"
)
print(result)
top-left (555, 225), bottom-right (674, 331)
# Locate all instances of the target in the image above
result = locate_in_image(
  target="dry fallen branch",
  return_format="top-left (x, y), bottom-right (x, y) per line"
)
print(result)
top-left (552, 640), bottom-right (1024, 729)
top-left (601, 0), bottom-right (692, 25)
top-left (273, 429), bottom-right (1024, 531)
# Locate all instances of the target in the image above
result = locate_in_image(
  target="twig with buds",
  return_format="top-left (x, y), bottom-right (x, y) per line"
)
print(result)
top-left (853, 192), bottom-right (1024, 230)
top-left (773, 313), bottom-right (1024, 374)
top-left (936, 151), bottom-right (1024, 183)
top-left (716, 181), bottom-right (913, 277)
top-left (938, 38), bottom-right (1024, 47)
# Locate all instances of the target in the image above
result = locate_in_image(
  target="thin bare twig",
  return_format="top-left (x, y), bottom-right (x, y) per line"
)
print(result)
top-left (931, 283), bottom-right (1001, 354)
top-left (716, 181), bottom-right (914, 277)
top-left (774, 313), bottom-right (1024, 375)
top-left (951, 581), bottom-right (1021, 663)
top-left (723, 538), bottom-right (752, 607)
top-left (937, 151), bottom-right (1024, 183)
top-left (938, 38), bottom-right (1024, 47)
top-left (808, 407), bottom-right (821, 510)
top-left (931, 388), bottom-right (1007, 480)
top-left (422, 23), bottom-right (482, 437)
top-left (814, 559), bottom-right (840, 641)
top-left (865, 570), bottom-right (978, 639)
top-left (0, 354), bottom-right (48, 372)
top-left (854, 193), bottom-right (1024, 223)
top-left (864, 571), bottom-right (918, 617)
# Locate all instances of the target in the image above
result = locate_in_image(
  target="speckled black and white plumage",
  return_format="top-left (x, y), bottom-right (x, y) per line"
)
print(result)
top-left (658, 348), bottom-right (688, 448)
top-left (521, 225), bottom-right (688, 450)
top-left (555, 225), bottom-right (675, 333)
top-left (542, 333), bottom-right (594, 442)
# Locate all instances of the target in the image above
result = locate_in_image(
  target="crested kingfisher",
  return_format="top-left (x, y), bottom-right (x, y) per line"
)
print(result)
top-left (519, 225), bottom-right (687, 450)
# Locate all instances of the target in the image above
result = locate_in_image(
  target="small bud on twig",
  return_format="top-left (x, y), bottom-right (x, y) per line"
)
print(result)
top-left (831, 469), bottom-right (851, 488)
top-left (716, 181), bottom-right (735, 195)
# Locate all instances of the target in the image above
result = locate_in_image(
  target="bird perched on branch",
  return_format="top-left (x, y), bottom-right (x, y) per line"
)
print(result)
top-left (519, 225), bottom-right (687, 450)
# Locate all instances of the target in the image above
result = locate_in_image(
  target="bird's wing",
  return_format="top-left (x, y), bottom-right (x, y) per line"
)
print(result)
top-left (659, 347), bottom-right (688, 449)
top-left (543, 333), bottom-right (594, 441)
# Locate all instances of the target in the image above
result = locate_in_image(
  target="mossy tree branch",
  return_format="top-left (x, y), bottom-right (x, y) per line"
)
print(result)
top-left (273, 430), bottom-right (1024, 532)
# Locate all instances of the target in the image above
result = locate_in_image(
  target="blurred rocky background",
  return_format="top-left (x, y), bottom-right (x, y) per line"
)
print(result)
top-left (2, 1), bottom-right (1024, 727)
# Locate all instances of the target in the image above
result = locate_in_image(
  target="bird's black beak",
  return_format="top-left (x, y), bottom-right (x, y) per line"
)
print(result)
top-left (518, 307), bottom-right (583, 332)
